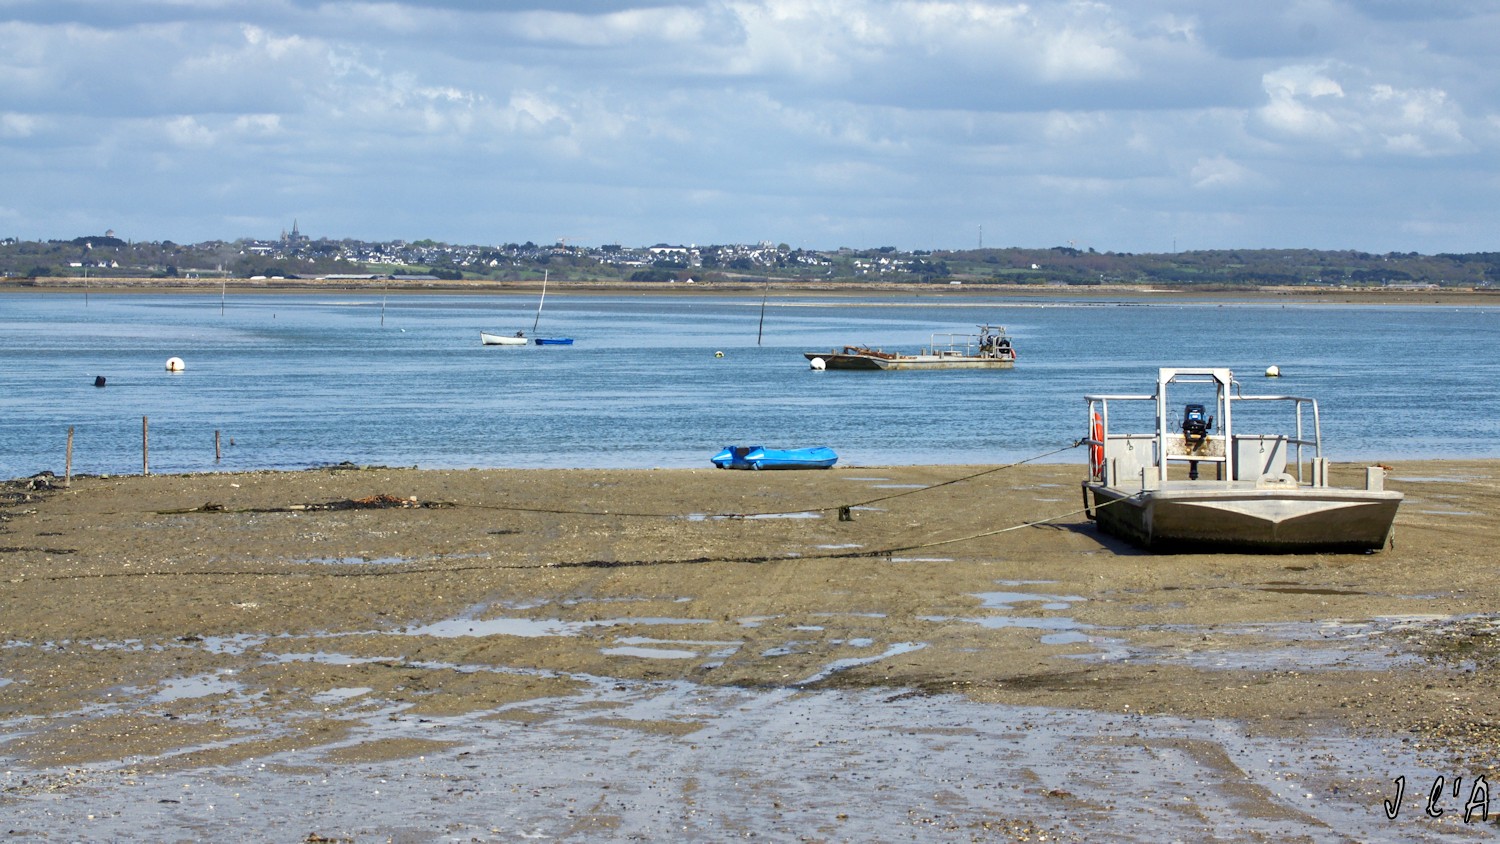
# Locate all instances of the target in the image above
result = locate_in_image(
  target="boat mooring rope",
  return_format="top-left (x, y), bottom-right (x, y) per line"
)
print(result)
top-left (447, 440), bottom-right (1087, 521)
top-left (20, 441), bottom-right (1111, 582)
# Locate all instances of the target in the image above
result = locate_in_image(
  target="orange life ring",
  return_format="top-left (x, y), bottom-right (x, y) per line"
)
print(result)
top-left (1089, 411), bottom-right (1105, 479)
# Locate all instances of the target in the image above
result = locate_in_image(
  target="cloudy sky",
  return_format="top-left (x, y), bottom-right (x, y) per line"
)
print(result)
top-left (3, 1), bottom-right (1498, 253)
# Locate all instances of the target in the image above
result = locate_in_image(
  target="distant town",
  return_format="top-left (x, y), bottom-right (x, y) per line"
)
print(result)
top-left (1, 223), bottom-right (1496, 289)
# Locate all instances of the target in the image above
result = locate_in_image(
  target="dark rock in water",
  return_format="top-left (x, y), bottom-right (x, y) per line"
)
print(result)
top-left (94, 376), bottom-right (106, 387)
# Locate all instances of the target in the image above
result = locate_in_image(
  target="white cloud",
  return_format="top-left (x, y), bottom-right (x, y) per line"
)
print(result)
top-left (1, 0), bottom-right (1498, 251)
top-left (163, 115), bottom-right (216, 147)
top-left (1257, 65), bottom-right (1346, 140)
top-left (1189, 155), bottom-right (1253, 190)
top-left (1038, 22), bottom-right (1134, 82)
top-left (1256, 63), bottom-right (1473, 158)
top-left (0, 113), bottom-right (43, 138)
top-left (507, 6), bottom-right (711, 47)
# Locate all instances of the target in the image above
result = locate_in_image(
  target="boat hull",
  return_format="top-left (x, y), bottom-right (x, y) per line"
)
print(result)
top-left (712, 446), bottom-right (838, 470)
top-left (804, 352), bottom-right (1013, 371)
top-left (480, 332), bottom-right (527, 346)
top-left (533, 337), bottom-right (574, 346)
top-left (1082, 481), bottom-right (1403, 553)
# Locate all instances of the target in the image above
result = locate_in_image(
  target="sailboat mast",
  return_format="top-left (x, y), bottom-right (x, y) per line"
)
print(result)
top-left (532, 269), bottom-right (548, 333)
top-left (757, 281), bottom-right (769, 346)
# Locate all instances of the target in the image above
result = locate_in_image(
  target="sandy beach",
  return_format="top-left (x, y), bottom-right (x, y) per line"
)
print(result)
top-left (1, 459), bottom-right (1497, 839)
top-left (8, 275), bottom-right (1500, 307)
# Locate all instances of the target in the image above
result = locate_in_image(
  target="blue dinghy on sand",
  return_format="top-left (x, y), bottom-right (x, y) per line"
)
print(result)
top-left (711, 445), bottom-right (838, 470)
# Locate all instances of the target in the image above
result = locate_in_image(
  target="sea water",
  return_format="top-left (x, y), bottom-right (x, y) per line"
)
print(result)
top-left (0, 291), bottom-right (1496, 477)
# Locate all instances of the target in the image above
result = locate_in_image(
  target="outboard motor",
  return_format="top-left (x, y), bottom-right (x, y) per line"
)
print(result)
top-left (1181, 403), bottom-right (1210, 445)
top-left (1181, 403), bottom-right (1213, 479)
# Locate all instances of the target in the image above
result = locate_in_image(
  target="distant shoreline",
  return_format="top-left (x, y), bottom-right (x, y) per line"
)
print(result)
top-left (4, 275), bottom-right (1499, 305)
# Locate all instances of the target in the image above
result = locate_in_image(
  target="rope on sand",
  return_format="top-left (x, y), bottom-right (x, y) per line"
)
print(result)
top-left (447, 440), bottom-right (1086, 521)
top-left (25, 461), bottom-right (1137, 583)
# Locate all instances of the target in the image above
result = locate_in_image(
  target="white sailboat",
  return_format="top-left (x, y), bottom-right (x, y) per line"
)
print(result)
top-left (480, 271), bottom-right (535, 346)
top-left (529, 270), bottom-right (573, 345)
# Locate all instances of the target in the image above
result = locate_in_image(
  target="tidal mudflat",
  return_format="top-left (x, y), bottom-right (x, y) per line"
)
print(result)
top-left (2, 461), bottom-right (1497, 840)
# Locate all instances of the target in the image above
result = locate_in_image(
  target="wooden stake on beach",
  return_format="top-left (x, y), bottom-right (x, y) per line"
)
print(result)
top-left (142, 416), bottom-right (149, 476)
top-left (65, 427), bottom-right (73, 487)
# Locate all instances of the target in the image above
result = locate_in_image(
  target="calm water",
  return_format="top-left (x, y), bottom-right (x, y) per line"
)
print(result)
top-left (1, 291), bottom-right (1496, 477)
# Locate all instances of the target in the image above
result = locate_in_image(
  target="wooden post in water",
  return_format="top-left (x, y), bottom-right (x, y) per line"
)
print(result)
top-left (142, 416), bottom-right (149, 476)
top-left (215, 430), bottom-right (221, 463)
top-left (65, 427), bottom-right (74, 487)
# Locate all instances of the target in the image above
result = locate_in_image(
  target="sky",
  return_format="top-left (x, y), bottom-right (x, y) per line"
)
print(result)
top-left (2, 1), bottom-right (1498, 254)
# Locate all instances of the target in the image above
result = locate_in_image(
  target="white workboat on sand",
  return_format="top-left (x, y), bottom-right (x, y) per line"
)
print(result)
top-left (805, 325), bottom-right (1016, 371)
top-left (1081, 367), bottom-right (1402, 553)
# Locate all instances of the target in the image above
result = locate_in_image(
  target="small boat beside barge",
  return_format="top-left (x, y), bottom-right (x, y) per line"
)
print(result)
top-left (805, 325), bottom-right (1016, 371)
top-left (712, 445), bottom-right (838, 470)
top-left (480, 331), bottom-right (528, 346)
top-left (1080, 367), bottom-right (1402, 553)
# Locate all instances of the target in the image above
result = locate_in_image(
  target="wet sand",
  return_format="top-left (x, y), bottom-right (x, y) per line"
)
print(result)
top-left (1, 460), bottom-right (1497, 840)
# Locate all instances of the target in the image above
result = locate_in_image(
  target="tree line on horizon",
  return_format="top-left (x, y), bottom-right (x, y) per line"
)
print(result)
top-left (0, 235), bottom-right (1495, 288)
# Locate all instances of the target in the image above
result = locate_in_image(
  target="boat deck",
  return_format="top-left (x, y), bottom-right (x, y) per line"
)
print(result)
top-left (1080, 367), bottom-right (1402, 553)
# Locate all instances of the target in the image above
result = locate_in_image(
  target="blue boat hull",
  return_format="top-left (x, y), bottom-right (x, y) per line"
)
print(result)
top-left (711, 445), bottom-right (838, 470)
top-left (534, 337), bottom-right (574, 345)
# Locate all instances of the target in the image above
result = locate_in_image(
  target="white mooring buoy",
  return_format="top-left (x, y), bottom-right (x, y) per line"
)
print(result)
top-left (1265, 365), bottom-right (1280, 377)
top-left (809, 357), bottom-right (827, 371)
top-left (165, 357), bottom-right (185, 372)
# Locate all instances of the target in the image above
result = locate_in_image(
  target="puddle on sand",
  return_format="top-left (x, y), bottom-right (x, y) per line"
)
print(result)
top-left (795, 641), bottom-right (926, 685)
top-left (6, 677), bottom-right (1462, 843)
top-left (312, 687), bottom-right (373, 704)
top-left (975, 615), bottom-right (1086, 631)
top-left (923, 587), bottom-right (1088, 632)
top-left (605, 637), bottom-right (741, 662)
top-left (1074, 618), bottom-right (1436, 671)
top-left (272, 652), bottom-right (391, 666)
top-left (601, 646), bottom-right (699, 660)
top-left (150, 672), bottom-right (243, 703)
top-left (977, 590), bottom-right (1087, 612)
top-left (402, 615), bottom-right (714, 639)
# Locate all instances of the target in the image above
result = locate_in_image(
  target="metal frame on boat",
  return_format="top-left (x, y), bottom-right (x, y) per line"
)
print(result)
top-left (1080, 367), bottom-right (1402, 553)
